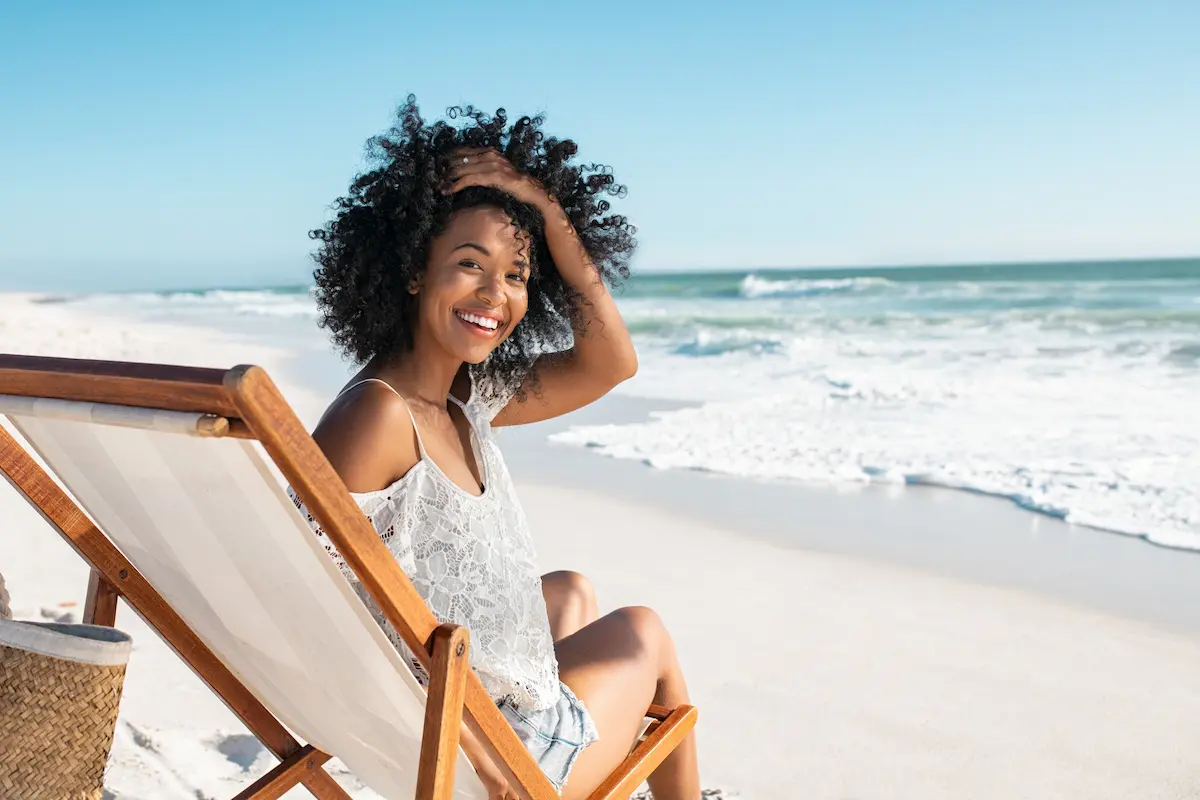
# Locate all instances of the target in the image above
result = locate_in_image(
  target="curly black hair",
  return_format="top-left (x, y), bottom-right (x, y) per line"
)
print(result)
top-left (310, 95), bottom-right (636, 404)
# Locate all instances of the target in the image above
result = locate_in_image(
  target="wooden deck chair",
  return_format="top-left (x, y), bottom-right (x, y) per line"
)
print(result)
top-left (0, 354), bottom-right (697, 800)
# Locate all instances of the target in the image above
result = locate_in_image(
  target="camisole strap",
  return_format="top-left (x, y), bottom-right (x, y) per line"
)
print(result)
top-left (446, 390), bottom-right (486, 441)
top-left (337, 378), bottom-right (427, 457)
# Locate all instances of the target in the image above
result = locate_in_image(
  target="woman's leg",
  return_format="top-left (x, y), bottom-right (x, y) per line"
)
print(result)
top-left (555, 606), bottom-right (700, 800)
top-left (541, 570), bottom-right (599, 641)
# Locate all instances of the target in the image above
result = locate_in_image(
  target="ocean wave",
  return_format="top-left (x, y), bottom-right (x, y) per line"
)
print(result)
top-left (569, 324), bottom-right (1200, 552)
top-left (229, 300), bottom-right (319, 318)
top-left (738, 274), bottom-right (894, 298)
top-left (624, 312), bottom-right (785, 336)
top-left (670, 329), bottom-right (785, 357)
top-left (1165, 342), bottom-right (1200, 366)
top-left (166, 289), bottom-right (314, 313)
top-left (79, 288), bottom-right (319, 318)
top-left (551, 396), bottom-right (1200, 552)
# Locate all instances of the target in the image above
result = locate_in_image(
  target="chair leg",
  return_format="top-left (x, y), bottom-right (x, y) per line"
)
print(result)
top-left (76, 558), bottom-right (346, 800)
top-left (232, 745), bottom-right (333, 800)
top-left (83, 568), bottom-right (119, 626)
top-left (585, 704), bottom-right (699, 800)
top-left (416, 624), bottom-right (471, 800)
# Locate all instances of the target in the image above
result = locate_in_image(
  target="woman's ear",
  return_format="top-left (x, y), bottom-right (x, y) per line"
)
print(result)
top-left (408, 264), bottom-right (431, 295)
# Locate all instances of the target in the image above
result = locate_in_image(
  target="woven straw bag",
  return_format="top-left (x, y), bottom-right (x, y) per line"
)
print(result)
top-left (0, 619), bottom-right (132, 799)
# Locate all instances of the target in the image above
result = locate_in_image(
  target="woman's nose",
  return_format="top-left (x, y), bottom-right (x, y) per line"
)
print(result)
top-left (476, 272), bottom-right (505, 304)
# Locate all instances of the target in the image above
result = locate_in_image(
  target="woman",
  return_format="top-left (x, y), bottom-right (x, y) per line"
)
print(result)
top-left (295, 97), bottom-right (700, 799)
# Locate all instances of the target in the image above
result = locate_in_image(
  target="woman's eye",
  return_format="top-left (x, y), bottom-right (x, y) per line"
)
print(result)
top-left (459, 259), bottom-right (482, 269)
top-left (508, 273), bottom-right (527, 284)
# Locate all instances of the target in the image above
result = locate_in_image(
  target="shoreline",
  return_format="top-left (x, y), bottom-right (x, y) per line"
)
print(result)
top-left (497, 392), bottom-right (1200, 638)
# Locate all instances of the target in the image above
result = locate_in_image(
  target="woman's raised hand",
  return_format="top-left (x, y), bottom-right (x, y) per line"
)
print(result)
top-left (444, 147), bottom-right (554, 213)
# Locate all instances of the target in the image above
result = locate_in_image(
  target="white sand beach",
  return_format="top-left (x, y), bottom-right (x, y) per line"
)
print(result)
top-left (3, 291), bottom-right (1200, 799)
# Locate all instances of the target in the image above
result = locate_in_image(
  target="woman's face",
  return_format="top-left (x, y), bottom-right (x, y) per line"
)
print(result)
top-left (412, 206), bottom-right (531, 364)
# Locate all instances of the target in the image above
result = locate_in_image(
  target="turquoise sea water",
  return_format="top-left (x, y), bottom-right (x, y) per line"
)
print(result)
top-left (59, 257), bottom-right (1200, 551)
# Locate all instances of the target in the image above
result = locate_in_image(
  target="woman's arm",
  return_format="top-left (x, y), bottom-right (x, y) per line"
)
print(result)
top-left (459, 721), bottom-right (520, 800)
top-left (445, 148), bottom-right (638, 427)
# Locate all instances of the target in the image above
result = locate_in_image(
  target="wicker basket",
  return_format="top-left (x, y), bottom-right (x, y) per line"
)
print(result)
top-left (0, 619), bottom-right (132, 799)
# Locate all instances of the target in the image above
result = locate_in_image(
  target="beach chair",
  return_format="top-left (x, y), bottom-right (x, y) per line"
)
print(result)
top-left (0, 354), bottom-right (697, 800)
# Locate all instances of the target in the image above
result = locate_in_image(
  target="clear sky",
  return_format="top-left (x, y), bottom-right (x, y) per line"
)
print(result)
top-left (1, 1), bottom-right (1198, 291)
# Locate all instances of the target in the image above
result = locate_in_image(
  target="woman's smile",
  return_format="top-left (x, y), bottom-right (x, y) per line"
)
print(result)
top-left (454, 307), bottom-right (504, 337)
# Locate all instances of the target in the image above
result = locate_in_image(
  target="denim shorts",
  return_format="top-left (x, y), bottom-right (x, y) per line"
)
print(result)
top-left (498, 681), bottom-right (599, 792)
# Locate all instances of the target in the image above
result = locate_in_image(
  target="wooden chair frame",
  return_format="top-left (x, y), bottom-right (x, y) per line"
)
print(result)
top-left (0, 354), bottom-right (697, 800)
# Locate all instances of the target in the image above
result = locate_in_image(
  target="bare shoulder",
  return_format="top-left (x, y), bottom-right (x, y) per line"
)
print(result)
top-left (311, 381), bottom-right (420, 493)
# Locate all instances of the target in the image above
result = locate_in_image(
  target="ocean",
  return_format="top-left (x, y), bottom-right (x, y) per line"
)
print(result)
top-left (56, 257), bottom-right (1200, 552)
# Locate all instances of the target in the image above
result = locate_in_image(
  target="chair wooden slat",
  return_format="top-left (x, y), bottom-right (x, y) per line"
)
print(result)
top-left (83, 569), bottom-right (119, 626)
top-left (416, 624), bottom-right (471, 800)
top-left (0, 355), bottom-right (239, 417)
top-left (586, 705), bottom-right (699, 800)
top-left (232, 745), bottom-right (332, 800)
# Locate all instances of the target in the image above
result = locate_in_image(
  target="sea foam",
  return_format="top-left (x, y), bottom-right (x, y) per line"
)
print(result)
top-left (555, 265), bottom-right (1200, 552)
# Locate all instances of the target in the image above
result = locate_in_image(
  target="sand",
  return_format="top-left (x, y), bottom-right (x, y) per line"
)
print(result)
top-left (2, 292), bottom-right (1200, 799)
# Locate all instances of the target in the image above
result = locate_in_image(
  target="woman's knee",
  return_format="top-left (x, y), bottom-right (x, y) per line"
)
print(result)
top-left (543, 570), bottom-right (597, 614)
top-left (612, 605), bottom-right (672, 652)
top-left (611, 606), bottom-right (688, 706)
top-left (614, 604), bottom-right (659, 628)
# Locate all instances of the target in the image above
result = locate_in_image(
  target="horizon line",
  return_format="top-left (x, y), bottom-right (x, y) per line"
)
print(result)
top-left (3, 252), bottom-right (1197, 296)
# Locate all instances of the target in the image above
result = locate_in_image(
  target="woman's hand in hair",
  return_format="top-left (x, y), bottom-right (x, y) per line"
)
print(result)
top-left (444, 147), bottom-right (555, 214)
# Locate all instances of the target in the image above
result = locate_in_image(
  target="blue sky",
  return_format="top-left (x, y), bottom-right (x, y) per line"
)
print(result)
top-left (1, 1), bottom-right (1198, 291)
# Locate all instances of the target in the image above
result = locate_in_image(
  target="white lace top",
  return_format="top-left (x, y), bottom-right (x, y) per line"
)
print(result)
top-left (289, 372), bottom-right (561, 712)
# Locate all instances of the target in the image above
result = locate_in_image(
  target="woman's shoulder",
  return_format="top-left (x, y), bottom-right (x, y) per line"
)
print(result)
top-left (312, 381), bottom-right (421, 494)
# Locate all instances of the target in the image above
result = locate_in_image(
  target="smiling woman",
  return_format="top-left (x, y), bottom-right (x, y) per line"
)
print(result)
top-left (294, 97), bottom-right (701, 800)
top-left (309, 96), bottom-right (638, 412)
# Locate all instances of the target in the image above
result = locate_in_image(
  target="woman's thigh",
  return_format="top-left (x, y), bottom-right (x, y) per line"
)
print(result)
top-left (554, 607), bottom-right (663, 799)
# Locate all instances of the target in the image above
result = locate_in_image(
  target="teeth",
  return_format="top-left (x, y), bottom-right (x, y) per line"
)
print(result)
top-left (456, 311), bottom-right (499, 331)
